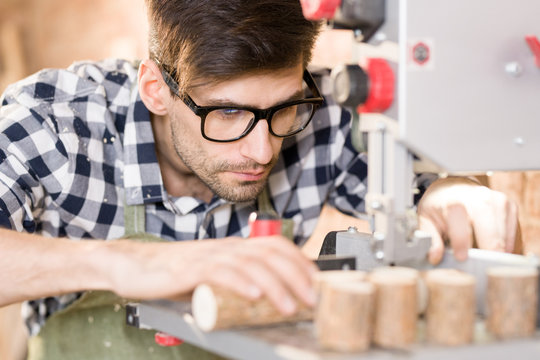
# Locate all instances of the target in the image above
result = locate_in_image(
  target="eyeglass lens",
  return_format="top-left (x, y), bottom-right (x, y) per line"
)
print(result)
top-left (203, 102), bottom-right (314, 141)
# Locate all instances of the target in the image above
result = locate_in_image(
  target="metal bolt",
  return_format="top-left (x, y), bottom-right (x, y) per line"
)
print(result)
top-left (373, 32), bottom-right (387, 43)
top-left (505, 62), bottom-right (523, 77)
top-left (347, 226), bottom-right (358, 233)
top-left (370, 201), bottom-right (383, 211)
top-left (372, 232), bottom-right (385, 261)
top-left (376, 122), bottom-right (386, 131)
top-left (353, 29), bottom-right (364, 42)
top-left (514, 137), bottom-right (525, 146)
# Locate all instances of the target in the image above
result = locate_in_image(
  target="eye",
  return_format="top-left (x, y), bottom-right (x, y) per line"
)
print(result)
top-left (219, 108), bottom-right (240, 116)
top-left (213, 108), bottom-right (250, 120)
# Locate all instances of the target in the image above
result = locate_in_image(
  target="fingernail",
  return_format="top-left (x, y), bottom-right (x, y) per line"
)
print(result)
top-left (455, 250), bottom-right (467, 262)
top-left (282, 296), bottom-right (297, 315)
top-left (427, 249), bottom-right (437, 265)
top-left (247, 286), bottom-right (262, 298)
top-left (306, 288), bottom-right (316, 306)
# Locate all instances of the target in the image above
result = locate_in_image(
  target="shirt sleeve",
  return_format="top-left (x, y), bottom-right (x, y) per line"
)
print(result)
top-left (0, 76), bottom-right (71, 232)
top-left (325, 107), bottom-right (369, 216)
top-left (311, 70), bottom-right (368, 217)
top-left (0, 140), bottom-right (41, 232)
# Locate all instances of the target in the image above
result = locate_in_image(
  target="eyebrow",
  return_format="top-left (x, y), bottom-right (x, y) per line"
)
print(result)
top-left (198, 88), bottom-right (306, 109)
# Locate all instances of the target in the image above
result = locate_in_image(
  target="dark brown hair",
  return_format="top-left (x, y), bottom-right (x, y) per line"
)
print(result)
top-left (145, 0), bottom-right (322, 94)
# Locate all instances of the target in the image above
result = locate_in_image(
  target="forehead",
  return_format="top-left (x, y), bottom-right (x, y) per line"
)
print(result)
top-left (189, 64), bottom-right (305, 108)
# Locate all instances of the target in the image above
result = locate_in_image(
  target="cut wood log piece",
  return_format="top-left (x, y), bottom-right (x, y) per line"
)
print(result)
top-left (368, 266), bottom-right (419, 348)
top-left (315, 281), bottom-right (375, 352)
top-left (486, 266), bottom-right (539, 339)
top-left (312, 270), bottom-right (367, 296)
top-left (191, 284), bottom-right (313, 331)
top-left (425, 268), bottom-right (476, 346)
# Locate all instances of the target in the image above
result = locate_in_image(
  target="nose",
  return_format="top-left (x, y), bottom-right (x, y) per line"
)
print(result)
top-left (239, 119), bottom-right (275, 165)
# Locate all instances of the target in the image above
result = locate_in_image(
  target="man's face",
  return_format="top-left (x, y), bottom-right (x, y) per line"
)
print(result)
top-left (166, 63), bottom-right (304, 202)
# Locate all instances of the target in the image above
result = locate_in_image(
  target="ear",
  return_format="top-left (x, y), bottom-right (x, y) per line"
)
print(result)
top-left (138, 59), bottom-right (170, 116)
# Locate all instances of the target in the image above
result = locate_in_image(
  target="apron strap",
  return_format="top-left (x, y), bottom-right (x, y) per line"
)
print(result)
top-left (257, 186), bottom-right (279, 217)
top-left (257, 186), bottom-right (295, 241)
top-left (124, 203), bottom-right (146, 237)
top-left (122, 186), bottom-right (295, 241)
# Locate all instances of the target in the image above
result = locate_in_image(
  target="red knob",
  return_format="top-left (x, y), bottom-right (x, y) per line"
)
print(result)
top-left (357, 58), bottom-right (395, 114)
top-left (525, 35), bottom-right (540, 68)
top-left (154, 332), bottom-right (183, 347)
top-left (249, 212), bottom-right (282, 237)
top-left (300, 0), bottom-right (341, 20)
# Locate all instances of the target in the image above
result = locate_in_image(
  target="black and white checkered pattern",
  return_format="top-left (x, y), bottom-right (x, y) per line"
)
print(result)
top-left (0, 59), bottom-right (368, 334)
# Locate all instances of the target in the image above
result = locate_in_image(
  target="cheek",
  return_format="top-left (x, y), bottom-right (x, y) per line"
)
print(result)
top-left (169, 113), bottom-right (203, 160)
top-left (270, 137), bottom-right (284, 156)
top-left (170, 115), bottom-right (227, 163)
top-left (169, 107), bottom-right (202, 146)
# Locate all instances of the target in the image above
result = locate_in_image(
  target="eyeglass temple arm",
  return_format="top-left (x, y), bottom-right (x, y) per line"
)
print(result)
top-left (303, 70), bottom-right (323, 99)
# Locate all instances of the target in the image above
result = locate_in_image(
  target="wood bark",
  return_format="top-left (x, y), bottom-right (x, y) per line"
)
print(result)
top-left (486, 266), bottom-right (539, 339)
top-left (425, 269), bottom-right (476, 346)
top-left (315, 281), bottom-right (375, 352)
top-left (368, 266), bottom-right (419, 348)
top-left (313, 270), bottom-right (367, 296)
top-left (191, 284), bottom-right (313, 331)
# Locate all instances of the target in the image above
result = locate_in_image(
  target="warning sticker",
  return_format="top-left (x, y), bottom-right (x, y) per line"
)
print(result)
top-left (408, 38), bottom-right (435, 71)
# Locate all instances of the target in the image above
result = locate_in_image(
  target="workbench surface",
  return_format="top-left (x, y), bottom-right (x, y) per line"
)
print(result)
top-left (134, 300), bottom-right (540, 360)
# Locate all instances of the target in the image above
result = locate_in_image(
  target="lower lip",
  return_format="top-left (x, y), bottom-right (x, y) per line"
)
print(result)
top-left (229, 171), bottom-right (265, 182)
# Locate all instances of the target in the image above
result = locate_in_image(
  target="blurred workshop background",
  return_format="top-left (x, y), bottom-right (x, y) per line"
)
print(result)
top-left (1, 1), bottom-right (539, 359)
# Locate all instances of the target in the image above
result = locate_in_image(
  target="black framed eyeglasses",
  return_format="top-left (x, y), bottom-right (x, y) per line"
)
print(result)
top-left (157, 61), bottom-right (324, 143)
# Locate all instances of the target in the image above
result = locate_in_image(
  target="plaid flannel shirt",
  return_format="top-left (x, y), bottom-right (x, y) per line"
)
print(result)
top-left (0, 59), bottom-right (368, 334)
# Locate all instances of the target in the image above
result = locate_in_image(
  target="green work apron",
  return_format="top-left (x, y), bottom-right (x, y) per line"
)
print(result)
top-left (26, 202), bottom-right (224, 360)
top-left (26, 188), bottom-right (292, 359)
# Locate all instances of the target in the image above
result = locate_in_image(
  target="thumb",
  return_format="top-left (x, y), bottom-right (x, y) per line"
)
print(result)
top-left (418, 215), bottom-right (444, 265)
top-left (445, 203), bottom-right (473, 261)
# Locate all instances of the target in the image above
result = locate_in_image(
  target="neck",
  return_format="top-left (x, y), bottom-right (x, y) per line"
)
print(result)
top-left (151, 114), bottom-right (214, 203)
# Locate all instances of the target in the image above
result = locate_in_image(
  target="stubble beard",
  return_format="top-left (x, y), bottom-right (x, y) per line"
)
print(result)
top-left (170, 121), bottom-right (276, 203)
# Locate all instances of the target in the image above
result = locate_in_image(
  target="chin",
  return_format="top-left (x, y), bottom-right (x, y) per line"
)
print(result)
top-left (215, 182), bottom-right (265, 203)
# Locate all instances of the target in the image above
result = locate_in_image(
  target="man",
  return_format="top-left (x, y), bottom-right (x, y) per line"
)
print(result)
top-left (0, 0), bottom-right (517, 357)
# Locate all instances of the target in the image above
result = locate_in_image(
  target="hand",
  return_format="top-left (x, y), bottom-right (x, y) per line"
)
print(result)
top-left (417, 177), bottom-right (518, 264)
top-left (105, 236), bottom-right (318, 315)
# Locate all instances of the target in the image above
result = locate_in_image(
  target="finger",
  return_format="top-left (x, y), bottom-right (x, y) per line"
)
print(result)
top-left (446, 203), bottom-right (473, 261)
top-left (259, 246), bottom-right (317, 307)
top-left (203, 265), bottom-right (263, 301)
top-left (236, 255), bottom-right (300, 315)
top-left (505, 200), bottom-right (518, 253)
top-left (202, 236), bottom-right (317, 314)
top-left (246, 237), bottom-right (318, 308)
top-left (469, 192), bottom-right (506, 252)
top-left (249, 236), bottom-right (319, 289)
top-left (255, 236), bottom-right (319, 276)
top-left (419, 215), bottom-right (445, 265)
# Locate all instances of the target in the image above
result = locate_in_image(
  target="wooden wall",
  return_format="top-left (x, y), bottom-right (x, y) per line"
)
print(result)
top-left (0, 0), bottom-right (148, 92)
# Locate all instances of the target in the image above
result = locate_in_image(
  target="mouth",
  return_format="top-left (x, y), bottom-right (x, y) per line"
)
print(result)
top-left (228, 169), bottom-right (266, 182)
